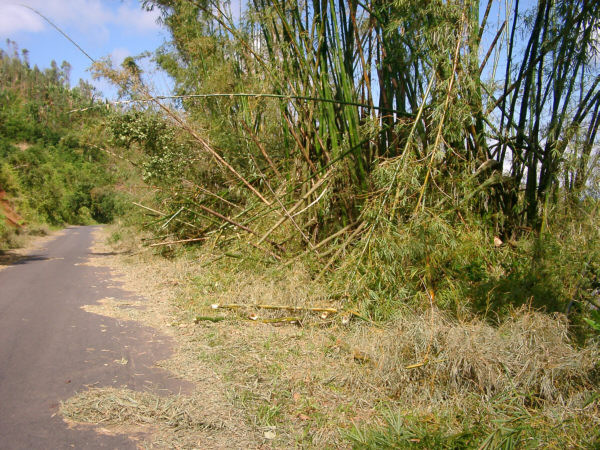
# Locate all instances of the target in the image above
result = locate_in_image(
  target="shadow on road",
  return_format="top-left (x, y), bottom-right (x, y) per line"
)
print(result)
top-left (0, 251), bottom-right (48, 267)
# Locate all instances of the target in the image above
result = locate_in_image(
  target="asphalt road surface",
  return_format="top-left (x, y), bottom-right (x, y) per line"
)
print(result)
top-left (0, 226), bottom-right (189, 449)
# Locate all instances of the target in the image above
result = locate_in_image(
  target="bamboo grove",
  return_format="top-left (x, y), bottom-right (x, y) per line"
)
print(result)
top-left (91, 0), bottom-right (600, 316)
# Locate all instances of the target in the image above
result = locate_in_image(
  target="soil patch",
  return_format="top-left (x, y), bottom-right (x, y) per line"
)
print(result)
top-left (0, 189), bottom-right (23, 227)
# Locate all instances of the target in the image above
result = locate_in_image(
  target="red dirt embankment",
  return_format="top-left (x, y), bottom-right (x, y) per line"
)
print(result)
top-left (0, 190), bottom-right (23, 228)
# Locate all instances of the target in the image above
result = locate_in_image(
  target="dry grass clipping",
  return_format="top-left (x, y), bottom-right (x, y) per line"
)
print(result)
top-left (60, 388), bottom-right (253, 449)
top-left (359, 309), bottom-right (598, 404)
top-left (61, 388), bottom-right (223, 431)
top-left (75, 226), bottom-right (600, 447)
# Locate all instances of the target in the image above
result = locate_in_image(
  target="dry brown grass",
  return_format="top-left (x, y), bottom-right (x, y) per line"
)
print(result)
top-left (360, 309), bottom-right (598, 403)
top-left (63, 225), bottom-right (600, 448)
top-left (61, 387), bottom-right (249, 449)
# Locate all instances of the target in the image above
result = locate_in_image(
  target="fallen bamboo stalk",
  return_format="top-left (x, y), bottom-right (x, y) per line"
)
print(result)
top-left (143, 214), bottom-right (172, 229)
top-left (182, 178), bottom-right (243, 210)
top-left (258, 305), bottom-right (337, 313)
top-left (197, 203), bottom-right (255, 236)
top-left (184, 207), bottom-right (223, 227)
top-left (413, 24), bottom-right (463, 215)
top-left (285, 221), bottom-right (359, 266)
top-left (246, 151), bottom-right (316, 252)
top-left (71, 93), bottom-right (411, 116)
top-left (316, 245), bottom-right (343, 259)
top-left (132, 202), bottom-right (164, 216)
top-left (148, 237), bottom-right (207, 247)
top-left (291, 187), bottom-right (327, 218)
top-left (241, 120), bottom-right (281, 178)
top-left (204, 202), bottom-right (262, 235)
top-left (161, 207), bottom-right (184, 229)
top-left (152, 98), bottom-right (272, 206)
top-left (258, 317), bottom-right (301, 324)
top-left (282, 112), bottom-right (319, 174)
top-left (208, 303), bottom-right (376, 326)
top-left (257, 171), bottom-right (331, 245)
top-left (214, 304), bottom-right (338, 313)
top-left (316, 221), bottom-right (368, 281)
top-left (133, 202), bottom-right (200, 230)
top-left (196, 202), bottom-right (285, 256)
top-left (227, 197), bottom-right (295, 230)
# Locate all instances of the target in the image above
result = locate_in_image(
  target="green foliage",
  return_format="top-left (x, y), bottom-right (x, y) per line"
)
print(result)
top-left (90, 187), bottom-right (127, 224)
top-left (346, 410), bottom-right (479, 449)
top-left (93, 2), bottom-right (600, 336)
top-left (584, 311), bottom-right (600, 333)
top-left (346, 394), bottom-right (600, 449)
top-left (0, 42), bottom-right (130, 246)
top-left (473, 217), bottom-right (600, 319)
top-left (331, 151), bottom-right (600, 324)
top-left (0, 212), bottom-right (7, 238)
top-left (0, 161), bottom-right (20, 194)
top-left (134, 0), bottom-right (600, 239)
top-left (108, 111), bottom-right (189, 183)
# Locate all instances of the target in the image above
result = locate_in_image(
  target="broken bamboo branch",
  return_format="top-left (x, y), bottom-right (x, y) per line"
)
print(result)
top-left (291, 187), bottom-right (327, 218)
top-left (258, 317), bottom-right (301, 324)
top-left (284, 221), bottom-right (359, 266)
top-left (132, 202), bottom-right (164, 216)
top-left (132, 202), bottom-right (200, 230)
top-left (257, 171), bottom-right (331, 245)
top-left (247, 151), bottom-right (316, 252)
top-left (151, 97), bottom-right (273, 206)
top-left (182, 178), bottom-right (243, 210)
top-left (213, 303), bottom-right (338, 313)
top-left (241, 120), bottom-right (282, 178)
top-left (316, 221), bottom-right (367, 281)
top-left (148, 237), bottom-right (207, 247)
top-left (282, 111), bottom-right (319, 174)
top-left (196, 202), bottom-right (284, 255)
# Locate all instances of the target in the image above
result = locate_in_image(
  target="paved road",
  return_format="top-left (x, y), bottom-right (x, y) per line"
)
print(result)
top-left (0, 226), bottom-right (189, 449)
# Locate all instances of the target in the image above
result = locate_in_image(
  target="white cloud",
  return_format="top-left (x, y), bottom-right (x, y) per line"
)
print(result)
top-left (0, 0), bottom-right (160, 37)
top-left (0, 5), bottom-right (45, 34)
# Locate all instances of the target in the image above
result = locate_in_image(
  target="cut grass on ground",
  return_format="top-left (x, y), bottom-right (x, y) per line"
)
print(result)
top-left (61, 226), bottom-right (600, 448)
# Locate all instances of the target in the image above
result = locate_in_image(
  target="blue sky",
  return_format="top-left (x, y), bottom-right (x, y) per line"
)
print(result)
top-left (0, 0), bottom-right (172, 98)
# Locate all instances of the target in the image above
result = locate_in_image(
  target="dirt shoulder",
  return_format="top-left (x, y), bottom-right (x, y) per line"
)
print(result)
top-left (60, 228), bottom-right (259, 449)
top-left (64, 226), bottom-right (599, 449)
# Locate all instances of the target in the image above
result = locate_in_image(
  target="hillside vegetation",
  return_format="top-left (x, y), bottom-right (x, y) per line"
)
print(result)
top-left (0, 41), bottom-right (128, 249)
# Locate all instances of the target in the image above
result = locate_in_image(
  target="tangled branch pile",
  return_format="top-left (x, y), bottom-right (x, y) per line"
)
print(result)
top-left (88, 0), bottom-right (600, 325)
